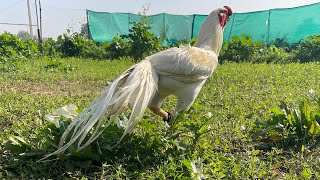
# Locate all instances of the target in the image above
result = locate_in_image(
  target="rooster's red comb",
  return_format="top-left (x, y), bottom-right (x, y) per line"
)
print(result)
top-left (224, 6), bottom-right (233, 16)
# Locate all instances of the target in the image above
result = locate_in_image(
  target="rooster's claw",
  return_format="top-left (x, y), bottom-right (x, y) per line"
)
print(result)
top-left (163, 112), bottom-right (172, 122)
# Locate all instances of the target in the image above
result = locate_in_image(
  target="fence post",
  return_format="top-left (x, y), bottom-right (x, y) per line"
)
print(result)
top-left (267, 10), bottom-right (271, 44)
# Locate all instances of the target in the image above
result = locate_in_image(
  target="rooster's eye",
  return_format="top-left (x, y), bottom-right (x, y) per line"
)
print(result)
top-left (220, 9), bottom-right (228, 15)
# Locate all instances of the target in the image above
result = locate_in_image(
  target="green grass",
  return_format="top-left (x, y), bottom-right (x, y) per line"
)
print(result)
top-left (1, 57), bottom-right (320, 179)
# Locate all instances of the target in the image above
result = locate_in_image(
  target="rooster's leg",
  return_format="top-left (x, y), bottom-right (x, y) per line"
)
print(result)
top-left (174, 81), bottom-right (206, 115)
top-left (174, 96), bottom-right (196, 115)
top-left (149, 107), bottom-right (170, 120)
top-left (148, 93), bottom-right (170, 120)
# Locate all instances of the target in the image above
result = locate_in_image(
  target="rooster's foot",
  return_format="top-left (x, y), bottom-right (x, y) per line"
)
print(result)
top-left (163, 112), bottom-right (172, 122)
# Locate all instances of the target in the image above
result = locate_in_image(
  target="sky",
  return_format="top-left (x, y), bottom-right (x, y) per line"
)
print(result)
top-left (0, 0), bottom-right (319, 39)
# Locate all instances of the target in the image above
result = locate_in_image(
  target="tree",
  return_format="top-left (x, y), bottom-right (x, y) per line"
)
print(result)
top-left (80, 23), bottom-right (91, 39)
top-left (17, 30), bottom-right (32, 40)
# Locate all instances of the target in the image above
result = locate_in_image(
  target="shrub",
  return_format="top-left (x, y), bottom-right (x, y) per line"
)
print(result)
top-left (55, 31), bottom-right (110, 59)
top-left (252, 94), bottom-right (320, 150)
top-left (56, 32), bottom-right (90, 57)
top-left (257, 45), bottom-right (291, 64)
top-left (106, 36), bottom-right (130, 60)
top-left (0, 32), bottom-right (38, 62)
top-left (220, 35), bottom-right (292, 64)
top-left (105, 17), bottom-right (161, 61)
top-left (42, 38), bottom-right (61, 58)
top-left (121, 16), bottom-right (161, 62)
top-left (272, 38), bottom-right (290, 49)
top-left (220, 35), bottom-right (267, 63)
top-left (80, 42), bottom-right (109, 60)
top-left (292, 35), bottom-right (320, 63)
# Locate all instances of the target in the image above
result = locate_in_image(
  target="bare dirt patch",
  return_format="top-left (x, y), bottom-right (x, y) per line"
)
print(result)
top-left (0, 80), bottom-right (107, 97)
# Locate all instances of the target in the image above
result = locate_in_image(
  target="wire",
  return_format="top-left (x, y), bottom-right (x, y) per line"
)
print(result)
top-left (0, 0), bottom-right (25, 15)
top-left (0, 22), bottom-right (37, 26)
top-left (42, 5), bottom-right (85, 11)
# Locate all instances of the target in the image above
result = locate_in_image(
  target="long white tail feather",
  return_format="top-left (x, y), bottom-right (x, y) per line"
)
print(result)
top-left (41, 60), bottom-right (158, 160)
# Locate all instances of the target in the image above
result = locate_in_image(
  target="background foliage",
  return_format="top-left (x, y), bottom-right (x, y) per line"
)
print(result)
top-left (1, 23), bottom-right (320, 63)
top-left (120, 16), bottom-right (162, 61)
top-left (0, 32), bottom-right (38, 62)
top-left (219, 35), bottom-right (292, 64)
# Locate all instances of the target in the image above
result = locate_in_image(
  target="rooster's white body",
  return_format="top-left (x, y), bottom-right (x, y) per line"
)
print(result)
top-left (42, 7), bottom-right (232, 159)
top-left (149, 45), bottom-right (218, 108)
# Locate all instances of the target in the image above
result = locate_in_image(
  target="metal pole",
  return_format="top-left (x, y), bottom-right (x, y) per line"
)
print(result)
top-left (39, 0), bottom-right (42, 39)
top-left (27, 0), bottom-right (33, 37)
top-left (34, 0), bottom-right (42, 52)
top-left (34, 0), bottom-right (41, 41)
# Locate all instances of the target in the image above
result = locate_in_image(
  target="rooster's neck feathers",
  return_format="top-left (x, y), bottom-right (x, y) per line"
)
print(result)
top-left (195, 8), bottom-right (224, 55)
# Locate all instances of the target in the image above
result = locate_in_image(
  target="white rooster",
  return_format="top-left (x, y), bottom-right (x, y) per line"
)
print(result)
top-left (43, 6), bottom-right (233, 158)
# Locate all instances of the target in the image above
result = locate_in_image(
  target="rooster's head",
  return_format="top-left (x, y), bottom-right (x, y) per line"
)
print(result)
top-left (219, 6), bottom-right (233, 28)
top-left (195, 6), bottom-right (233, 54)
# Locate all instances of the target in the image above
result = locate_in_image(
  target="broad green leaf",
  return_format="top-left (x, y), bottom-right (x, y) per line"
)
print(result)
top-left (301, 168), bottom-right (312, 179)
top-left (272, 107), bottom-right (283, 115)
top-left (4, 135), bottom-right (30, 153)
top-left (309, 121), bottom-right (320, 135)
top-left (300, 101), bottom-right (311, 125)
top-left (182, 160), bottom-right (192, 170)
top-left (252, 150), bottom-right (260, 156)
top-left (287, 114), bottom-right (293, 125)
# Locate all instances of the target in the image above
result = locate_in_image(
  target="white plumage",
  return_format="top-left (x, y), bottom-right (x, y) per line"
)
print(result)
top-left (42, 6), bottom-right (232, 159)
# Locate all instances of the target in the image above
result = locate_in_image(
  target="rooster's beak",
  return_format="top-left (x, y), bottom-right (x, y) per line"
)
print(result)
top-left (219, 12), bottom-right (227, 19)
top-left (219, 12), bottom-right (230, 21)
top-left (219, 12), bottom-right (227, 28)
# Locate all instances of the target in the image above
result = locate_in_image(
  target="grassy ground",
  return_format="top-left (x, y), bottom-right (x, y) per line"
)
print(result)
top-left (0, 57), bottom-right (320, 179)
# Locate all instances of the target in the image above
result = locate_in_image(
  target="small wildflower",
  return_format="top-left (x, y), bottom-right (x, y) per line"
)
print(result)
top-left (206, 112), bottom-right (213, 118)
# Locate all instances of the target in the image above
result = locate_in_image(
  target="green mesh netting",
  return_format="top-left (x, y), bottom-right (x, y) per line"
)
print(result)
top-left (87, 2), bottom-right (320, 44)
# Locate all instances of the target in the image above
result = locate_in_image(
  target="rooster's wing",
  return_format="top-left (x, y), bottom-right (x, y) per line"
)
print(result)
top-left (149, 46), bottom-right (218, 83)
